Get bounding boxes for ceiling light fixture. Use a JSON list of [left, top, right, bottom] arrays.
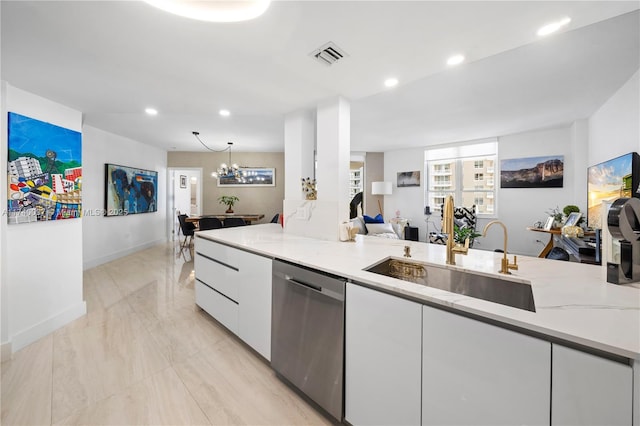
[[384, 78, 399, 88], [192, 132, 240, 179], [145, 107, 158, 115], [144, 0, 271, 23], [537, 17, 571, 37], [219, 109, 231, 117], [446, 54, 465, 66]]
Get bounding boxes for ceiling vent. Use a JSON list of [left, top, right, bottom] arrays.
[[310, 42, 349, 66]]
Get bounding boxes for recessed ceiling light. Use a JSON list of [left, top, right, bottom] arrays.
[[145, 108, 158, 116], [446, 54, 465, 66], [384, 78, 399, 88], [537, 17, 571, 37], [219, 109, 231, 117], [144, 0, 271, 23]]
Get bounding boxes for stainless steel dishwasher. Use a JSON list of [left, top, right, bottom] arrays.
[[271, 259, 346, 422]]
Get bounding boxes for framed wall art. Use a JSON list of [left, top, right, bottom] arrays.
[[218, 167, 275, 187], [7, 112, 82, 224], [397, 171, 420, 187], [500, 155, 564, 188], [104, 163, 158, 216]]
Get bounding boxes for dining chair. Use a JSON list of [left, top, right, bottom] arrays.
[[224, 217, 247, 228], [198, 217, 223, 231], [177, 214, 196, 248]]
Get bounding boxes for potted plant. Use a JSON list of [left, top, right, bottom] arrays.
[[218, 195, 239, 213], [454, 224, 482, 245]]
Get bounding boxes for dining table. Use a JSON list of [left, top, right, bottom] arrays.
[[186, 214, 265, 227]]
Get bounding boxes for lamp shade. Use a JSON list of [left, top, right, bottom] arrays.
[[371, 181, 392, 195]]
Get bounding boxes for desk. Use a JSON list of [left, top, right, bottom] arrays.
[[187, 214, 265, 227], [526, 227, 594, 258]]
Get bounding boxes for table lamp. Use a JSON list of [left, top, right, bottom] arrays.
[[371, 181, 392, 216]]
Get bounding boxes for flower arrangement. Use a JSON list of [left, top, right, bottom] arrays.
[[301, 177, 317, 200]]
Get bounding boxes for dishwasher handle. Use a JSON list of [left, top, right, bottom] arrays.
[[285, 276, 345, 301]]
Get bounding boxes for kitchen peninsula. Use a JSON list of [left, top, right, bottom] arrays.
[[195, 224, 639, 425]]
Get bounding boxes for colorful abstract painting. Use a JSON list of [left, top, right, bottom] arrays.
[[7, 112, 82, 224], [105, 164, 158, 216]]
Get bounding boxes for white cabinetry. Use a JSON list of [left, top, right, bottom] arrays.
[[552, 344, 632, 425], [345, 283, 422, 426], [195, 237, 272, 360], [422, 306, 550, 426]]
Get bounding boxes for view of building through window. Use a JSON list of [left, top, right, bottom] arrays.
[[425, 141, 497, 216]]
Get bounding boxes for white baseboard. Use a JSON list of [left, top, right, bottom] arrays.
[[1, 341, 12, 362], [10, 301, 87, 353], [83, 239, 166, 270]]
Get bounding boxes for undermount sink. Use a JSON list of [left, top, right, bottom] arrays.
[[364, 257, 536, 312]]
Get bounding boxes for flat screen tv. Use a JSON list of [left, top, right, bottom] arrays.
[[587, 152, 640, 229]]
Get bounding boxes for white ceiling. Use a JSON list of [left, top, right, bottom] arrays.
[[1, 1, 639, 153]]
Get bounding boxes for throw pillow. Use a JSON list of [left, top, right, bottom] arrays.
[[363, 213, 384, 223], [365, 222, 395, 235]]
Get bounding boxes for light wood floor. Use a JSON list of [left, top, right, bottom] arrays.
[[1, 243, 333, 425]]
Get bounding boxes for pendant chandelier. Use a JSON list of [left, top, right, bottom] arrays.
[[192, 132, 240, 179]]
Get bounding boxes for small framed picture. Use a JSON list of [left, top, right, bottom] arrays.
[[564, 212, 582, 227], [543, 216, 554, 231], [179, 175, 187, 188]]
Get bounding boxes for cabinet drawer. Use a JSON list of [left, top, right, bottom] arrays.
[[195, 280, 238, 334], [196, 237, 238, 265], [195, 252, 239, 301]]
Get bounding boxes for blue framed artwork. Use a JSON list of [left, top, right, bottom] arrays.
[[7, 112, 82, 224], [105, 163, 158, 216]]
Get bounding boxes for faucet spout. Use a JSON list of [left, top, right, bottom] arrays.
[[482, 220, 518, 274], [444, 195, 468, 265]]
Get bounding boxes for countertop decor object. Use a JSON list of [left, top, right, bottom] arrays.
[[301, 177, 317, 200]]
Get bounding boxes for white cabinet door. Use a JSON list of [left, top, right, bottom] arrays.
[[345, 283, 422, 426], [422, 306, 550, 426], [552, 344, 632, 426], [237, 250, 272, 361]]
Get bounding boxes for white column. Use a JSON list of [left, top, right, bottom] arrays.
[[283, 97, 350, 241], [284, 110, 315, 201], [317, 96, 350, 222]]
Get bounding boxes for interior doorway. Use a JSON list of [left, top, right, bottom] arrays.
[[167, 168, 203, 241]]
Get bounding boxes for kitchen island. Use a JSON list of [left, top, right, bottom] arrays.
[[195, 224, 639, 425]]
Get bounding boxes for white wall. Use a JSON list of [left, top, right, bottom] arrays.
[[1, 85, 86, 352], [589, 70, 640, 165], [498, 126, 580, 256], [82, 125, 167, 269], [384, 125, 581, 257]]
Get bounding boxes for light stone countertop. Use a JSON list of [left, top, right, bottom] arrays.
[[196, 224, 640, 360]]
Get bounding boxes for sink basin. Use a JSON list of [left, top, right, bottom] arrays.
[[364, 257, 536, 312]]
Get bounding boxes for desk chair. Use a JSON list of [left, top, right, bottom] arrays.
[[198, 217, 223, 231], [177, 214, 196, 248], [224, 217, 247, 227]]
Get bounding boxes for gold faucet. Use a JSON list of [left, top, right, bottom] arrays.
[[482, 220, 518, 274], [443, 195, 469, 265]]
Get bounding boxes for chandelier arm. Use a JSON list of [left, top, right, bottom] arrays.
[[193, 132, 231, 152]]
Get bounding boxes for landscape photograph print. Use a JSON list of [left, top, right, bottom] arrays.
[[500, 155, 564, 188]]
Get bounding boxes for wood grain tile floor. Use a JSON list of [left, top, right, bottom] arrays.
[[1, 243, 333, 426]]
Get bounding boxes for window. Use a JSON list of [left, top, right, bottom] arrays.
[[425, 141, 497, 216]]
